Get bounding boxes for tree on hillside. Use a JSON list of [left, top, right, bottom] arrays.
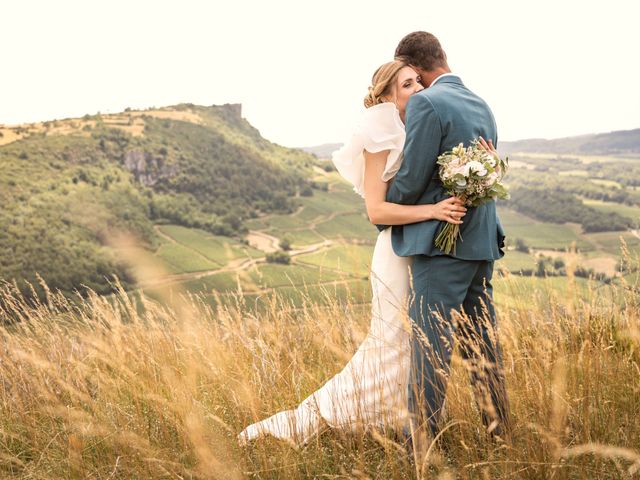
[[515, 238, 530, 253], [279, 236, 291, 251], [266, 251, 291, 265]]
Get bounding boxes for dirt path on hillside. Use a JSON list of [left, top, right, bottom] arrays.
[[139, 257, 258, 289], [289, 239, 333, 256], [306, 210, 344, 230], [154, 225, 177, 244], [144, 191, 361, 291], [246, 230, 280, 253], [141, 237, 336, 290]]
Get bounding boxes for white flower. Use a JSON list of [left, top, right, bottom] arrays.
[[467, 160, 487, 177], [453, 164, 470, 177]]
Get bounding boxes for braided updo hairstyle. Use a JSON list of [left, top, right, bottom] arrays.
[[363, 59, 408, 108]]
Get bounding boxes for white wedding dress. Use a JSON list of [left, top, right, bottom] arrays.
[[238, 102, 413, 445]]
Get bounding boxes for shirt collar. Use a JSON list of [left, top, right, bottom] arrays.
[[430, 72, 457, 87]]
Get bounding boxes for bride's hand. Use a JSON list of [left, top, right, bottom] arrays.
[[429, 196, 466, 224], [477, 136, 498, 157]]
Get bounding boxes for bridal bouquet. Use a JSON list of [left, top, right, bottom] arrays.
[[435, 139, 509, 255]]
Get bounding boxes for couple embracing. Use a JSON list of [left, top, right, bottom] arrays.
[[239, 31, 512, 455]]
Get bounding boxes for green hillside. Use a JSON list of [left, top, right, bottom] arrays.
[[499, 127, 640, 155], [0, 104, 316, 298]]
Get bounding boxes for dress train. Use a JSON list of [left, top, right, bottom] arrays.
[[238, 227, 412, 445]]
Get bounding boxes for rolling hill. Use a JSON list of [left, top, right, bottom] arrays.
[[0, 103, 317, 298], [304, 128, 640, 158], [498, 128, 640, 156]]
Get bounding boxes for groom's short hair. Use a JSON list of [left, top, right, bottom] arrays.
[[395, 31, 447, 71]]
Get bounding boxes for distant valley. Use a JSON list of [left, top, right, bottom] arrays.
[[1, 109, 639, 307], [302, 127, 640, 158]]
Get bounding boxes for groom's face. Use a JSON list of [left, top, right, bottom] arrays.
[[395, 66, 424, 114]]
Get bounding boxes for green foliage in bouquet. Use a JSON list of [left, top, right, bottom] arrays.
[[435, 139, 510, 254]]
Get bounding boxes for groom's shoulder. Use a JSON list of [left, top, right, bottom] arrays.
[[406, 89, 439, 116], [410, 86, 447, 108], [411, 84, 452, 113], [429, 80, 491, 114], [423, 83, 446, 99]]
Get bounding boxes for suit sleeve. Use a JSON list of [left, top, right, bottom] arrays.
[[494, 116, 499, 147], [374, 94, 442, 231]]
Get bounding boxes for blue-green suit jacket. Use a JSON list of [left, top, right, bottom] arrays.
[[379, 75, 506, 260]]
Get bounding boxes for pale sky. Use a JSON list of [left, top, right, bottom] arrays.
[[2, 0, 639, 148]]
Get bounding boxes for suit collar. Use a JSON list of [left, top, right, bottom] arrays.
[[430, 73, 463, 87]]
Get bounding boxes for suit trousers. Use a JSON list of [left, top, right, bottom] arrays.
[[407, 254, 510, 436]]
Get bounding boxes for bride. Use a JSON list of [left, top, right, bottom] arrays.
[[237, 60, 467, 446]]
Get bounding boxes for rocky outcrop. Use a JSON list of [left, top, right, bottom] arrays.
[[123, 149, 177, 186], [221, 103, 242, 119]]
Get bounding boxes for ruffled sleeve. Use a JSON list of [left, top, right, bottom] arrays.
[[330, 102, 405, 198]]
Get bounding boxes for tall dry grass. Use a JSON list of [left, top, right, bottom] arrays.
[[0, 253, 639, 479]]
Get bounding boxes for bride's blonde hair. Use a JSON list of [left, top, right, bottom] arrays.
[[363, 59, 408, 108]]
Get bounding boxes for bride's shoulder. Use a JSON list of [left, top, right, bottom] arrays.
[[357, 102, 405, 148], [330, 103, 405, 197], [360, 102, 403, 129]]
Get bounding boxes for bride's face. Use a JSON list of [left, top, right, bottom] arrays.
[[394, 66, 424, 114]]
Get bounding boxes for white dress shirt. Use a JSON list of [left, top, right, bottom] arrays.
[[430, 72, 457, 87]]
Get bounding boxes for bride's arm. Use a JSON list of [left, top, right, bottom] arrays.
[[363, 149, 467, 226]]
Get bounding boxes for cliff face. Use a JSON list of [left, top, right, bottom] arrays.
[[221, 103, 242, 119], [123, 149, 178, 187]]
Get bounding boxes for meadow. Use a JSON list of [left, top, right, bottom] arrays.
[[0, 254, 638, 479]]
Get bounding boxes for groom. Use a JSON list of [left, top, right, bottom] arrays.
[[377, 32, 511, 444]]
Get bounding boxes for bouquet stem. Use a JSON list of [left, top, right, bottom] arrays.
[[435, 223, 462, 255]]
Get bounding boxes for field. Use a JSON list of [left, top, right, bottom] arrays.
[[0, 260, 638, 479], [297, 244, 374, 276], [497, 208, 594, 251], [587, 231, 640, 255], [135, 164, 636, 311], [582, 199, 640, 225]]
